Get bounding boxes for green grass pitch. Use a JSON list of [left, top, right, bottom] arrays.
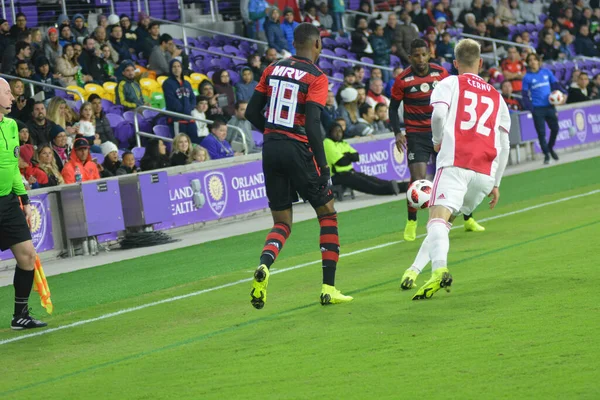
[[0, 158, 599, 399]]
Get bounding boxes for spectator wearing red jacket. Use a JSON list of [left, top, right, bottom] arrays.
[[61, 137, 101, 184]]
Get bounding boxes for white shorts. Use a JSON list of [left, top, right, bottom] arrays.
[[430, 167, 495, 216]]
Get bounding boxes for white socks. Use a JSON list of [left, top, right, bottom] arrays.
[[427, 218, 451, 272], [410, 235, 430, 273]]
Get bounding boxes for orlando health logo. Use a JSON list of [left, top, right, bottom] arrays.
[[204, 171, 227, 217], [29, 198, 48, 251], [389, 139, 408, 179]]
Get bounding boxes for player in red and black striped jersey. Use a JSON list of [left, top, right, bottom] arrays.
[[245, 23, 352, 309], [390, 39, 485, 245]]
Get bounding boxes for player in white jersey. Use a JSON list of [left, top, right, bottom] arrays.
[[408, 38, 511, 300]]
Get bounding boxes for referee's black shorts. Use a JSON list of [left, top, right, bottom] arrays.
[[262, 139, 334, 211], [0, 194, 32, 251]]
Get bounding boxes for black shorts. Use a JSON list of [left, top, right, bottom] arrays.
[[0, 194, 32, 251], [262, 139, 334, 211], [406, 132, 435, 165]]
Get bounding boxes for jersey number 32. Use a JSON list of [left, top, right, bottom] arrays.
[[459, 90, 496, 136], [268, 79, 299, 128]]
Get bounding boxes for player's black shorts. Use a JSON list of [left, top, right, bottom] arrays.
[[406, 132, 435, 165], [262, 139, 334, 211], [0, 194, 32, 251]]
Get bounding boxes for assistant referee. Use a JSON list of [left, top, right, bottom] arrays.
[[0, 78, 47, 330]]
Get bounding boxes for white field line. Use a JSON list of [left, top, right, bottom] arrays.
[[1, 189, 598, 346]]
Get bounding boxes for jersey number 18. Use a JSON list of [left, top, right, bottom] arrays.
[[268, 79, 299, 128]]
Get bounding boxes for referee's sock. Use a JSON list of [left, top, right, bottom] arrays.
[[259, 222, 291, 269], [13, 266, 34, 316], [319, 213, 340, 287]]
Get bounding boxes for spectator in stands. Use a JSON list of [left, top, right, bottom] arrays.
[[248, 0, 271, 40], [116, 61, 145, 110], [324, 123, 401, 195], [100, 44, 117, 81], [235, 67, 257, 102], [61, 137, 101, 183], [247, 54, 263, 82], [30, 29, 44, 62], [303, 3, 322, 29], [437, 32, 454, 63], [32, 57, 60, 102], [351, 17, 373, 60], [575, 25, 599, 56], [58, 25, 76, 48], [75, 102, 102, 153], [116, 151, 139, 175], [227, 101, 259, 154], [16, 120, 31, 146], [353, 65, 366, 84], [200, 81, 226, 122], [47, 97, 78, 138], [49, 125, 70, 171], [261, 48, 278, 68], [501, 80, 523, 111], [164, 59, 197, 139], [495, 0, 516, 25], [373, 103, 391, 133], [170, 133, 193, 166], [393, 10, 419, 66], [9, 13, 27, 40], [331, 0, 346, 34], [264, 8, 292, 58], [537, 31, 561, 61], [141, 139, 170, 171], [356, 85, 367, 107], [369, 25, 391, 82], [87, 94, 117, 147], [425, 27, 438, 59], [120, 15, 137, 51], [149, 34, 174, 76], [135, 12, 151, 54], [43, 28, 62, 71], [462, 13, 478, 35], [0, 19, 10, 58], [338, 87, 359, 133], [385, 66, 403, 97], [93, 26, 119, 64], [79, 37, 107, 84], [369, 68, 383, 82], [6, 41, 32, 75], [322, 90, 338, 134], [384, 14, 398, 46], [57, 14, 70, 29], [334, 117, 347, 136], [335, 68, 357, 104], [35, 145, 64, 187], [56, 44, 87, 87], [318, 3, 333, 31], [98, 141, 121, 178], [19, 144, 48, 190], [27, 102, 55, 146], [191, 146, 210, 163], [110, 25, 132, 64], [15, 60, 32, 80], [591, 73, 600, 99], [366, 78, 390, 108], [348, 103, 375, 137], [8, 79, 34, 122], [280, 8, 298, 56], [202, 120, 239, 159], [213, 69, 236, 118], [567, 71, 591, 104], [71, 14, 89, 43], [191, 96, 210, 142], [558, 8, 576, 33], [501, 46, 526, 93]]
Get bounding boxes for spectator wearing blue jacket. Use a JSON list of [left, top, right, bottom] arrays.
[[264, 8, 291, 56], [522, 53, 565, 164], [202, 120, 238, 160], [163, 59, 197, 139], [281, 7, 298, 55], [249, 0, 271, 40], [234, 67, 258, 102]]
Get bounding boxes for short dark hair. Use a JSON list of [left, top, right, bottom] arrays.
[[211, 120, 226, 131], [526, 52, 539, 64], [579, 71, 589, 78], [196, 96, 209, 104], [88, 93, 101, 102], [410, 39, 428, 52], [33, 101, 44, 107], [359, 103, 372, 118], [374, 102, 387, 112], [16, 41, 30, 54], [16, 60, 28, 68], [235, 101, 248, 110], [293, 22, 320, 48], [122, 151, 134, 158], [148, 21, 160, 30], [159, 34, 172, 45], [16, 30, 30, 42], [353, 65, 364, 72], [83, 36, 94, 46]]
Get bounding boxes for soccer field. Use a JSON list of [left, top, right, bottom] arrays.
[[0, 158, 599, 399]]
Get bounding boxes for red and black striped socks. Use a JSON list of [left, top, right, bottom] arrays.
[[318, 213, 340, 286], [259, 222, 291, 268]]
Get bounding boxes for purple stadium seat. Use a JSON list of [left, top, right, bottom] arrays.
[[148, 0, 165, 19], [20, 6, 38, 27], [228, 70, 240, 85], [223, 45, 238, 55], [333, 72, 344, 81], [108, 105, 125, 115], [132, 146, 146, 161], [123, 111, 136, 123], [207, 71, 215, 80], [118, 149, 125, 158], [219, 58, 233, 69], [322, 37, 336, 49], [361, 57, 374, 65], [114, 1, 132, 17], [233, 58, 247, 66], [165, 0, 180, 21], [321, 49, 335, 57], [143, 109, 159, 121], [334, 48, 348, 57], [94, 0, 110, 7], [93, 153, 105, 165], [138, 119, 153, 134], [115, 121, 135, 148], [442, 62, 452, 72], [390, 55, 401, 68], [251, 131, 264, 147], [153, 125, 172, 151], [101, 99, 114, 110], [107, 113, 125, 128], [332, 60, 350, 70]]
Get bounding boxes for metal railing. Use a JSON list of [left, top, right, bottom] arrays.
[[148, 17, 393, 72], [458, 33, 537, 67], [133, 106, 248, 154], [0, 73, 86, 102]]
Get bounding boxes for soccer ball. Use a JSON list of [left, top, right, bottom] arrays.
[[548, 90, 564, 105], [407, 179, 433, 209]]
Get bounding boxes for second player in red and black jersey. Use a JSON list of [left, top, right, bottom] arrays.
[[245, 23, 353, 310], [389, 39, 450, 242]]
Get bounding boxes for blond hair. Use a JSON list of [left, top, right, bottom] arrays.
[[454, 38, 481, 68], [191, 145, 210, 162], [171, 133, 193, 162], [79, 101, 95, 124], [47, 97, 68, 128], [35, 145, 65, 185]]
